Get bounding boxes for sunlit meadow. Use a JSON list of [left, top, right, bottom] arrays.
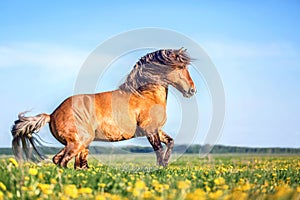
[[0, 154, 299, 200]]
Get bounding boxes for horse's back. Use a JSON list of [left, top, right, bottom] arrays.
[[49, 91, 139, 145]]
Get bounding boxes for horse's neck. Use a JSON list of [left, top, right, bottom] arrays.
[[139, 84, 168, 104]]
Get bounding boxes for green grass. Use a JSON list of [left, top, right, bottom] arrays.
[[0, 154, 299, 200]]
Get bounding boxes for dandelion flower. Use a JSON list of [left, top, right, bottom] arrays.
[[0, 182, 6, 191], [135, 180, 146, 189], [28, 168, 38, 176], [38, 183, 52, 194], [98, 183, 106, 188], [214, 177, 225, 186], [50, 178, 57, 184], [78, 187, 93, 194], [8, 158, 18, 167], [209, 190, 223, 199], [177, 180, 191, 190], [64, 184, 78, 198], [0, 191, 3, 200], [7, 192, 13, 199], [95, 195, 105, 200]]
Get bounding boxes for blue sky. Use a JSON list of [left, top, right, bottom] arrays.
[[0, 1, 300, 148]]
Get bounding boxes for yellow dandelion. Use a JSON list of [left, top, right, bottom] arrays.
[[38, 183, 50, 191], [221, 184, 229, 190], [194, 189, 206, 196], [143, 190, 152, 198], [0, 191, 3, 200], [232, 191, 248, 200], [154, 183, 164, 193], [209, 190, 223, 199], [133, 189, 140, 197], [64, 184, 78, 198], [255, 173, 262, 178], [21, 186, 28, 191], [28, 186, 34, 191], [163, 184, 169, 190], [8, 158, 19, 167], [186, 188, 206, 200], [0, 182, 6, 191], [45, 189, 53, 195], [38, 173, 44, 180], [135, 180, 146, 189], [98, 183, 106, 188], [177, 180, 191, 190], [214, 177, 225, 186], [78, 187, 93, 194], [7, 192, 13, 199], [28, 168, 38, 176], [241, 183, 251, 191], [205, 186, 211, 192], [126, 186, 133, 192], [60, 195, 68, 200], [39, 185, 53, 196], [50, 178, 57, 184], [95, 195, 105, 200]]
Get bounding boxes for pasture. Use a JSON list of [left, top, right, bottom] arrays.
[[0, 154, 299, 200]]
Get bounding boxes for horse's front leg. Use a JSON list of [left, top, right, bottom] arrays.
[[146, 132, 164, 166], [158, 130, 174, 166]]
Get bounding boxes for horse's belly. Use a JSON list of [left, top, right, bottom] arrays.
[[93, 90, 140, 141], [94, 120, 138, 142]]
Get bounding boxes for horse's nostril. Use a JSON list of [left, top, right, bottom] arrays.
[[189, 88, 196, 95]]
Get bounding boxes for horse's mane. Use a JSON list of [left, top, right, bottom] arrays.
[[119, 48, 191, 94]]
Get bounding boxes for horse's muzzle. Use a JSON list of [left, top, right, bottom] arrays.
[[189, 87, 197, 95], [183, 87, 197, 98]]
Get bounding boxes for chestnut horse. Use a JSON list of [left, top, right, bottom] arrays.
[[11, 48, 196, 169]]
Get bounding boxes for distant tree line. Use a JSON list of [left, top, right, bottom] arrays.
[[1, 145, 300, 156]]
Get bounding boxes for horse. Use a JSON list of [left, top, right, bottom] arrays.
[[11, 48, 196, 169]]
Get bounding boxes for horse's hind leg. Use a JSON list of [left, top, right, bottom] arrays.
[[74, 153, 81, 169], [74, 148, 89, 170], [80, 148, 89, 169], [60, 143, 84, 168], [53, 147, 67, 165], [158, 130, 174, 166]]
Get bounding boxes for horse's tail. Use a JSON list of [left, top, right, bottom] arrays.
[[11, 111, 50, 161]]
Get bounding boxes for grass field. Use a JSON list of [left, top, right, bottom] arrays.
[[0, 154, 299, 200]]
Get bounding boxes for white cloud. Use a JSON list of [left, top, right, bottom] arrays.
[[0, 42, 88, 70]]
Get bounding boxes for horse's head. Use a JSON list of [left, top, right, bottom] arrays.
[[164, 49, 196, 98], [119, 48, 196, 97]]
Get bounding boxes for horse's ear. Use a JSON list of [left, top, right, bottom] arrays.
[[178, 47, 184, 53], [178, 47, 187, 54]]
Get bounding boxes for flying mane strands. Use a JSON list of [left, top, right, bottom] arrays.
[[119, 48, 191, 94]]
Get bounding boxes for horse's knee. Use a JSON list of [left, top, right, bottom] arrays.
[[167, 138, 174, 148]]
